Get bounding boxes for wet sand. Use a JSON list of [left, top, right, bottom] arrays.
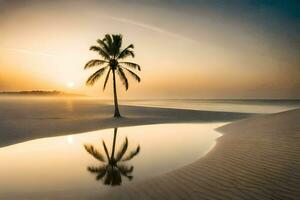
[[99, 109, 300, 200]]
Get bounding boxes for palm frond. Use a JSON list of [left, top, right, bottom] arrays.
[[115, 137, 128, 161], [103, 68, 111, 91], [119, 50, 134, 59], [112, 34, 123, 56], [102, 140, 111, 161], [86, 67, 108, 86], [121, 66, 141, 82], [103, 34, 113, 51], [97, 39, 110, 54], [121, 145, 140, 161], [84, 59, 108, 69], [117, 164, 134, 180], [84, 144, 106, 162], [123, 174, 133, 180], [118, 62, 141, 71], [117, 44, 134, 59], [96, 172, 107, 181], [87, 166, 107, 181], [117, 164, 133, 174], [90, 45, 110, 60], [117, 67, 129, 90], [87, 165, 106, 174]]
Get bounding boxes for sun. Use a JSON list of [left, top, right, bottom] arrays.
[[67, 81, 75, 88], [67, 135, 74, 144]]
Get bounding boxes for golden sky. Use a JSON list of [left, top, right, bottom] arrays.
[[0, 0, 299, 99]]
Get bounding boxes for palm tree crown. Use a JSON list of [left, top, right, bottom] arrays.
[[84, 34, 141, 117], [84, 128, 140, 186]]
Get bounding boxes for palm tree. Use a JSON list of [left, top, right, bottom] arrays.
[[84, 34, 141, 117], [84, 128, 140, 186]]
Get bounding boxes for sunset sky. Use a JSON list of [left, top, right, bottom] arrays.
[[0, 0, 299, 99]]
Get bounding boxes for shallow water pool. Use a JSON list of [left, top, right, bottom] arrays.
[[0, 123, 224, 199]]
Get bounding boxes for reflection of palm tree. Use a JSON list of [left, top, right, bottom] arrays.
[[84, 128, 140, 186], [84, 34, 141, 118]]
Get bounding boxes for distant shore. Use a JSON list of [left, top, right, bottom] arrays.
[[0, 90, 84, 97]]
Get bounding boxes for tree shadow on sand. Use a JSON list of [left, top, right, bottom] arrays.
[[84, 128, 140, 186]]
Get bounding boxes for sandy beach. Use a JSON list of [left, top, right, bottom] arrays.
[[95, 108, 300, 200]]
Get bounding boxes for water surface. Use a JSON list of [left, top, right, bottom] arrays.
[[122, 99, 300, 113], [0, 123, 222, 199]]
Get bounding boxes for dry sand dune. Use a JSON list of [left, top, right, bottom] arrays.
[[99, 109, 300, 200]]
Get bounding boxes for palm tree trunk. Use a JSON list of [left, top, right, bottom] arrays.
[[111, 128, 117, 160], [112, 69, 121, 117]]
